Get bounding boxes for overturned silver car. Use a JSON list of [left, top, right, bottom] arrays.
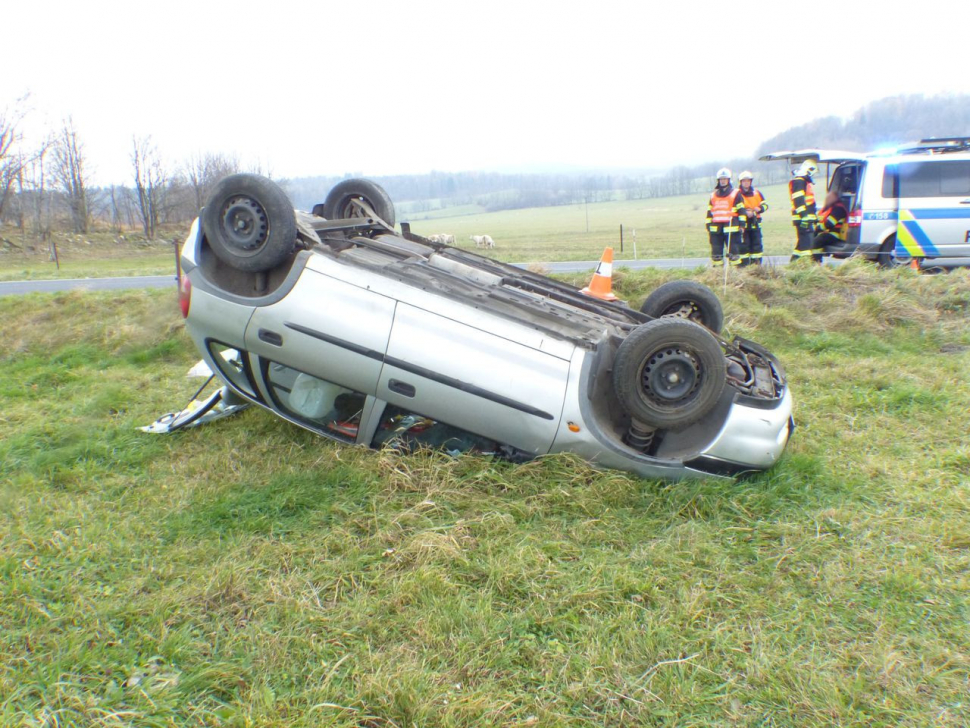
[[162, 174, 793, 479]]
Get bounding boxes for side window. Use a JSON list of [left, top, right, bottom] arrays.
[[898, 162, 940, 197], [207, 342, 259, 400], [881, 164, 898, 198], [262, 361, 366, 442], [939, 161, 970, 196], [896, 160, 970, 198], [371, 404, 529, 461]]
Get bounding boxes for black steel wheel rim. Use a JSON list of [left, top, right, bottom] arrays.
[[640, 347, 701, 405], [221, 195, 269, 253]]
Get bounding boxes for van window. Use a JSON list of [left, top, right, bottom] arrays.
[[897, 160, 970, 198], [882, 165, 898, 198], [940, 161, 970, 196]]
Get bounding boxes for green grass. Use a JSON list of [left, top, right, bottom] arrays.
[[2, 264, 970, 726], [0, 229, 180, 281], [406, 183, 799, 263]]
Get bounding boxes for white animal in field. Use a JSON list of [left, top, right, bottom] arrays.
[[470, 234, 495, 249], [427, 234, 442, 243], [441, 233, 456, 245]]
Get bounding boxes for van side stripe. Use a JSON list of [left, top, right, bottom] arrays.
[[284, 321, 555, 421], [864, 209, 970, 222], [909, 208, 970, 220], [896, 211, 941, 257]]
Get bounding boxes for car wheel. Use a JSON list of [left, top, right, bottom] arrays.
[[201, 174, 297, 273], [612, 318, 726, 430], [878, 235, 910, 269], [639, 280, 724, 334], [323, 178, 396, 227]]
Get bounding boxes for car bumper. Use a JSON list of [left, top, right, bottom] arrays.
[[692, 387, 794, 472]]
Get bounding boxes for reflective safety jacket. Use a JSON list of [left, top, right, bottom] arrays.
[[818, 201, 848, 240], [739, 187, 768, 228], [788, 176, 817, 224], [707, 186, 744, 233]]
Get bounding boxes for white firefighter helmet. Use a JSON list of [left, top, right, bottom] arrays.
[[716, 167, 732, 180], [796, 160, 818, 178], [739, 170, 754, 182]]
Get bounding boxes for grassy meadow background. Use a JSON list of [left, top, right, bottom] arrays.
[[0, 183, 796, 281], [2, 260, 969, 726]]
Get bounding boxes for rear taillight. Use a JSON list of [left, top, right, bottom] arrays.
[[848, 209, 863, 227], [178, 274, 191, 318]]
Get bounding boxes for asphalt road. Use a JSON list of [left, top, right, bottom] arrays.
[[0, 275, 178, 297], [0, 257, 794, 296]]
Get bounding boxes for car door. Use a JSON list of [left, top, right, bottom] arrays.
[[243, 268, 397, 397], [377, 303, 570, 455], [895, 159, 970, 259]]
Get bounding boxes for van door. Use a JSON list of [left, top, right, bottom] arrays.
[[895, 159, 970, 259]]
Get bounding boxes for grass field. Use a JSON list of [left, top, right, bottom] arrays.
[[2, 262, 969, 726], [0, 230, 178, 282], [1, 183, 804, 281], [406, 184, 799, 263]]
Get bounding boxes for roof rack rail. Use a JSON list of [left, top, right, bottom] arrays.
[[897, 137, 970, 155]]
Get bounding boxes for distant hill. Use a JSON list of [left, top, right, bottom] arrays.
[[756, 94, 970, 155]]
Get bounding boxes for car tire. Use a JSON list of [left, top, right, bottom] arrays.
[[878, 235, 909, 269], [639, 280, 724, 334], [612, 318, 726, 430], [201, 174, 297, 273], [323, 178, 396, 227]]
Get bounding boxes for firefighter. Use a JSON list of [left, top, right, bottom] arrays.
[[707, 167, 744, 267], [814, 190, 848, 256], [789, 160, 820, 262], [737, 171, 768, 266]]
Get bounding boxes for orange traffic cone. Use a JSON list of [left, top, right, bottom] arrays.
[[581, 247, 619, 301], [910, 258, 920, 271]]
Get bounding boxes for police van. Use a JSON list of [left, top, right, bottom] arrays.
[[761, 137, 970, 268]]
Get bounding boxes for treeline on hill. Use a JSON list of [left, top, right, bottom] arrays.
[[284, 160, 792, 218], [757, 93, 970, 155], [2, 93, 969, 246]]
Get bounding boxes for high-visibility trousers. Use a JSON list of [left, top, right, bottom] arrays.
[[742, 226, 763, 265], [709, 225, 742, 266], [791, 224, 822, 263]]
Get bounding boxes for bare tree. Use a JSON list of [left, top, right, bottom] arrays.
[[184, 151, 239, 211], [52, 117, 90, 234], [131, 135, 167, 239], [16, 139, 56, 259], [0, 96, 32, 222]]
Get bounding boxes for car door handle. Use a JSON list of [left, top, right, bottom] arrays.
[[388, 379, 416, 397], [258, 329, 283, 346], [960, 198, 970, 205]]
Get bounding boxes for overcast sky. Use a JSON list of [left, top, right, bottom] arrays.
[[4, 0, 969, 185]]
